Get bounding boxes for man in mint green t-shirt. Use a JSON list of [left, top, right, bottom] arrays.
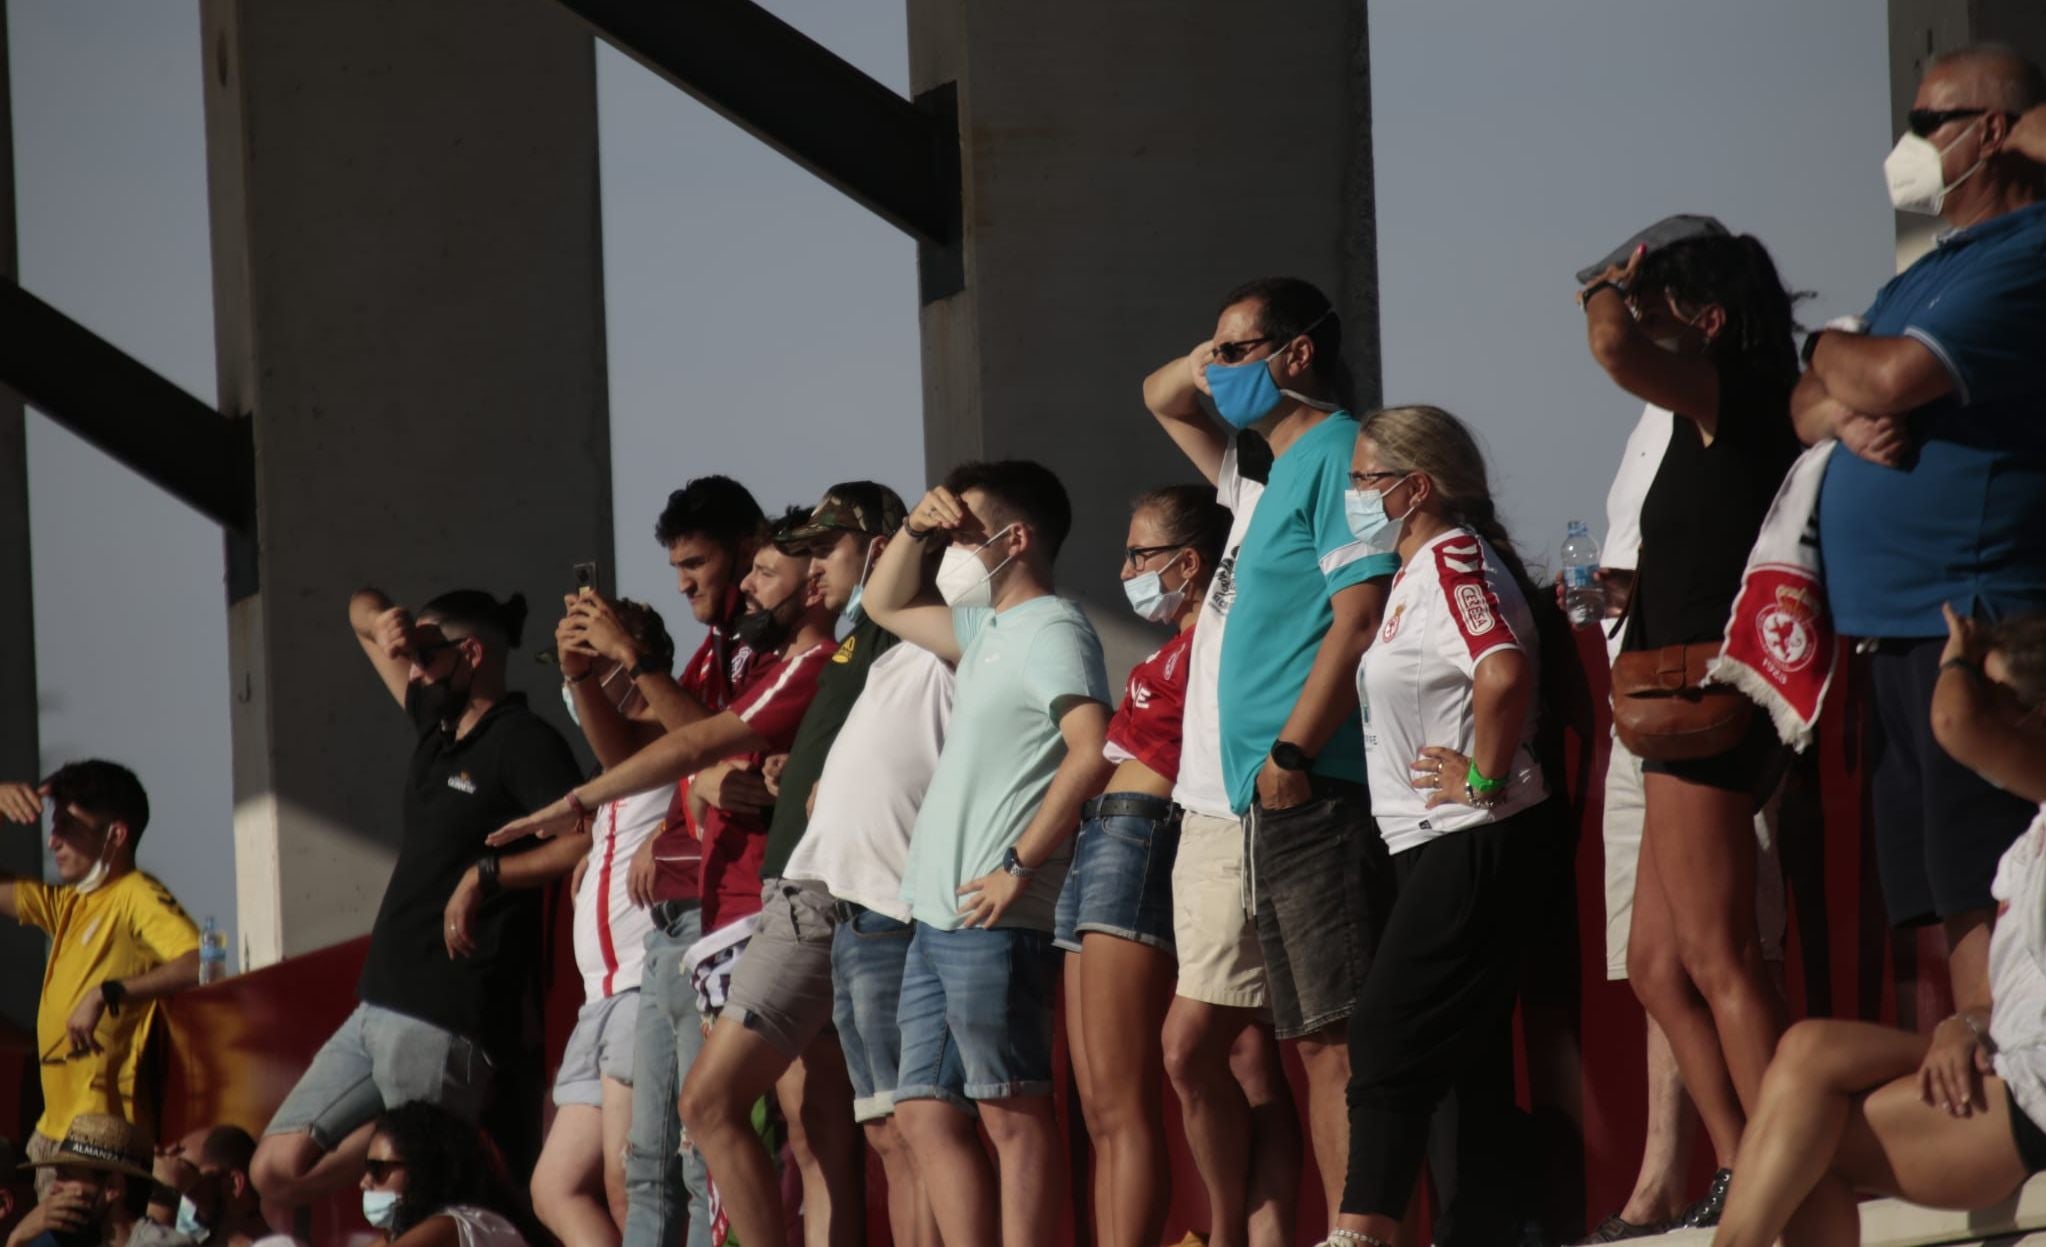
[[862, 458, 1112, 1247], [1200, 276, 1398, 1228]]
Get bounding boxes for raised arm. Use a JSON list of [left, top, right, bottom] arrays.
[[0, 781, 45, 921], [349, 587, 416, 708], [551, 595, 665, 768], [863, 488, 965, 662], [1143, 341, 1230, 484], [566, 591, 712, 733], [1581, 284, 1723, 437]]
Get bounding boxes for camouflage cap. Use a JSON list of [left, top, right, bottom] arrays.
[[776, 482, 907, 550]]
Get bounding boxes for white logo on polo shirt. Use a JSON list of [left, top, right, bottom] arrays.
[[447, 772, 478, 795]]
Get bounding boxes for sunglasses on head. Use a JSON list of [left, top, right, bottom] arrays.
[[1907, 106, 2016, 138]]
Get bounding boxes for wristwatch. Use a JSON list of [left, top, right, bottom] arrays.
[[1269, 741, 1314, 772], [629, 650, 662, 679], [100, 979, 129, 1014], [903, 522, 935, 542], [476, 852, 503, 897], [1000, 847, 1036, 879]]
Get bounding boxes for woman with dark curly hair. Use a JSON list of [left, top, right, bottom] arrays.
[[357, 1102, 529, 1247]]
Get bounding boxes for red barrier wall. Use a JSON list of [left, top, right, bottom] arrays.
[[138, 632, 1929, 1246]]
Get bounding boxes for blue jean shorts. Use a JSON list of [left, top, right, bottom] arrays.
[[894, 922, 1057, 1104], [832, 905, 967, 1122], [1053, 793, 1180, 953]]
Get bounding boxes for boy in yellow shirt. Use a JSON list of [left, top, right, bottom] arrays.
[[0, 760, 201, 1200]]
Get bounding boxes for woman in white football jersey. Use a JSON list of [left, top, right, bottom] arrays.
[[1320, 405, 1564, 1247]]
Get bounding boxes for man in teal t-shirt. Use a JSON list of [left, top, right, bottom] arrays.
[[861, 458, 1112, 1245], [1198, 276, 1397, 1227]]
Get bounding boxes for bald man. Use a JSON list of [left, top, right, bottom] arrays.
[[1791, 43, 2046, 1043]]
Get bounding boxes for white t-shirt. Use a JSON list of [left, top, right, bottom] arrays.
[[1990, 807, 2046, 1129], [1172, 442, 1269, 819], [1358, 528, 1547, 854], [1602, 404, 1675, 663], [783, 643, 955, 921], [571, 786, 669, 1001]]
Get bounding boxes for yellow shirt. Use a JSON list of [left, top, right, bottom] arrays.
[[16, 870, 200, 1138]]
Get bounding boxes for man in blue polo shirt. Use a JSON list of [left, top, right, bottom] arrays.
[[863, 459, 1112, 1247], [1202, 276, 1399, 1227], [1796, 45, 2046, 1029]]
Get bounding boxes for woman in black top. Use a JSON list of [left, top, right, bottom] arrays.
[[1580, 232, 1801, 1227]]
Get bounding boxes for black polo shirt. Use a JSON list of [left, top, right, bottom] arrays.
[[759, 616, 899, 879], [357, 689, 582, 1055]]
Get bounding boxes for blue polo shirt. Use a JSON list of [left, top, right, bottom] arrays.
[[1817, 200, 2046, 637], [1218, 412, 1400, 813]]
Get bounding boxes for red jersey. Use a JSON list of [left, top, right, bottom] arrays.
[[651, 617, 760, 902], [699, 640, 834, 931], [1105, 628, 1194, 782]]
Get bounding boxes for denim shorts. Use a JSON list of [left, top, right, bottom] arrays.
[[894, 922, 1057, 1104], [553, 990, 639, 1106], [1248, 778, 1391, 1040], [832, 906, 966, 1121], [265, 1003, 493, 1150], [1053, 794, 1180, 953]]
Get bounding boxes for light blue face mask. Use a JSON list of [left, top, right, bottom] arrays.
[[1122, 568, 1187, 623], [362, 1189, 401, 1231], [1344, 481, 1413, 554], [175, 1195, 209, 1240], [1204, 308, 1338, 429], [840, 539, 877, 629]]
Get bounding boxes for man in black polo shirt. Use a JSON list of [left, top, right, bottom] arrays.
[[674, 483, 905, 1247], [251, 586, 584, 1214]]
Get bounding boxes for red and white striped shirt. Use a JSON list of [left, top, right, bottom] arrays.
[[573, 786, 671, 1000]]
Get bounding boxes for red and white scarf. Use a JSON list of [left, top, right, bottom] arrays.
[[1707, 441, 1837, 752]]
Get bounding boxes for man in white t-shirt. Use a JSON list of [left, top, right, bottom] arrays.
[[1580, 402, 1787, 1241], [1142, 343, 1302, 1247]]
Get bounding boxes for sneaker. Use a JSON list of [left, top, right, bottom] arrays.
[[1678, 1168, 1734, 1229], [1574, 1213, 1669, 1243]]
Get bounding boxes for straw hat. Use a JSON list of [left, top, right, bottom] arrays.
[[19, 1114, 153, 1180]]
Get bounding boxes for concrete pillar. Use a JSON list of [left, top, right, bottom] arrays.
[[907, 1, 1378, 677], [0, 6, 48, 1031], [201, 0, 612, 968], [1888, 0, 2046, 268]]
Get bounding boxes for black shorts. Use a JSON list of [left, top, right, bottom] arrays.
[[1866, 638, 2036, 927], [2010, 1084, 2046, 1175], [1640, 707, 1788, 804]]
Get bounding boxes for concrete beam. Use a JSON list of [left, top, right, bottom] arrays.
[[908, 0, 1379, 679], [201, 0, 612, 966], [0, 4, 47, 1034]]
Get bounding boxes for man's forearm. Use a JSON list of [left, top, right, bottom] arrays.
[[1012, 743, 1115, 870], [863, 523, 929, 618], [1809, 332, 1949, 416], [121, 950, 200, 1003], [579, 717, 752, 807], [635, 671, 710, 732], [497, 833, 590, 888], [1279, 622, 1374, 756]]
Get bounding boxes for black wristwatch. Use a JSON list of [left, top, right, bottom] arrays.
[[903, 522, 935, 542], [1270, 741, 1314, 772], [476, 852, 503, 897], [629, 650, 663, 679], [1000, 847, 1036, 879], [1800, 328, 1828, 368], [100, 979, 129, 1014]]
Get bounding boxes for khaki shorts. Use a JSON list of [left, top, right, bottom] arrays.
[[1603, 733, 1786, 981], [1171, 810, 1268, 1010]]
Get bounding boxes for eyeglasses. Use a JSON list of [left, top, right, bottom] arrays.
[[1907, 107, 2015, 138], [1212, 336, 1279, 365], [1349, 471, 1407, 490], [1123, 543, 1188, 568], [364, 1158, 408, 1185]]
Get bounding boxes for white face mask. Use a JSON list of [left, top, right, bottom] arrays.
[[1885, 117, 1987, 216], [362, 1188, 401, 1231], [74, 835, 116, 895], [934, 524, 1019, 609]]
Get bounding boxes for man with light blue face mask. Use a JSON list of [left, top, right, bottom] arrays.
[[1795, 44, 2046, 1051], [1195, 276, 1400, 1233], [128, 1127, 283, 1247]]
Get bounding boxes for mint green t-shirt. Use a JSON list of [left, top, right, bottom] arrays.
[[900, 595, 1110, 931], [1217, 412, 1400, 813]]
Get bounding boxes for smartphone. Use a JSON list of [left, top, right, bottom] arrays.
[[573, 561, 600, 597]]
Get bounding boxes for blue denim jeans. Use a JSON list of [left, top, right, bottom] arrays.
[[1052, 793, 1181, 952], [894, 922, 1056, 1103], [622, 907, 712, 1247]]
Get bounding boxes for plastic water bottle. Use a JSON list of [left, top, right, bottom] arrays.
[[198, 917, 229, 985], [1561, 521, 1605, 629]]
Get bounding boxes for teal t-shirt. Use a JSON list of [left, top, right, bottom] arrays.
[[900, 595, 1110, 931], [1217, 412, 1399, 813]]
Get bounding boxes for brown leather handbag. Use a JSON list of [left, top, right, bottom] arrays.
[[1611, 642, 1754, 762]]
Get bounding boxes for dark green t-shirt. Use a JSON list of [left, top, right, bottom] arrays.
[[760, 615, 899, 878]]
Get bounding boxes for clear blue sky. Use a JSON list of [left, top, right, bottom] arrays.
[[9, 0, 1895, 963]]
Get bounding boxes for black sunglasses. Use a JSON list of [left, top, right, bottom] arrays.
[[364, 1158, 408, 1184], [1212, 336, 1279, 365], [1907, 107, 2015, 138]]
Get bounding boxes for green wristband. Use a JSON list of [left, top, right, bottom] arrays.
[[1465, 763, 1505, 796]]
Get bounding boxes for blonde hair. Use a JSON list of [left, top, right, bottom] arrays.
[[1358, 405, 1536, 598]]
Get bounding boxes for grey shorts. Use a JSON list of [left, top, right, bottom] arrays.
[[1248, 779, 1391, 1040], [265, 1003, 492, 1151], [722, 878, 838, 1059], [553, 990, 640, 1107]]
